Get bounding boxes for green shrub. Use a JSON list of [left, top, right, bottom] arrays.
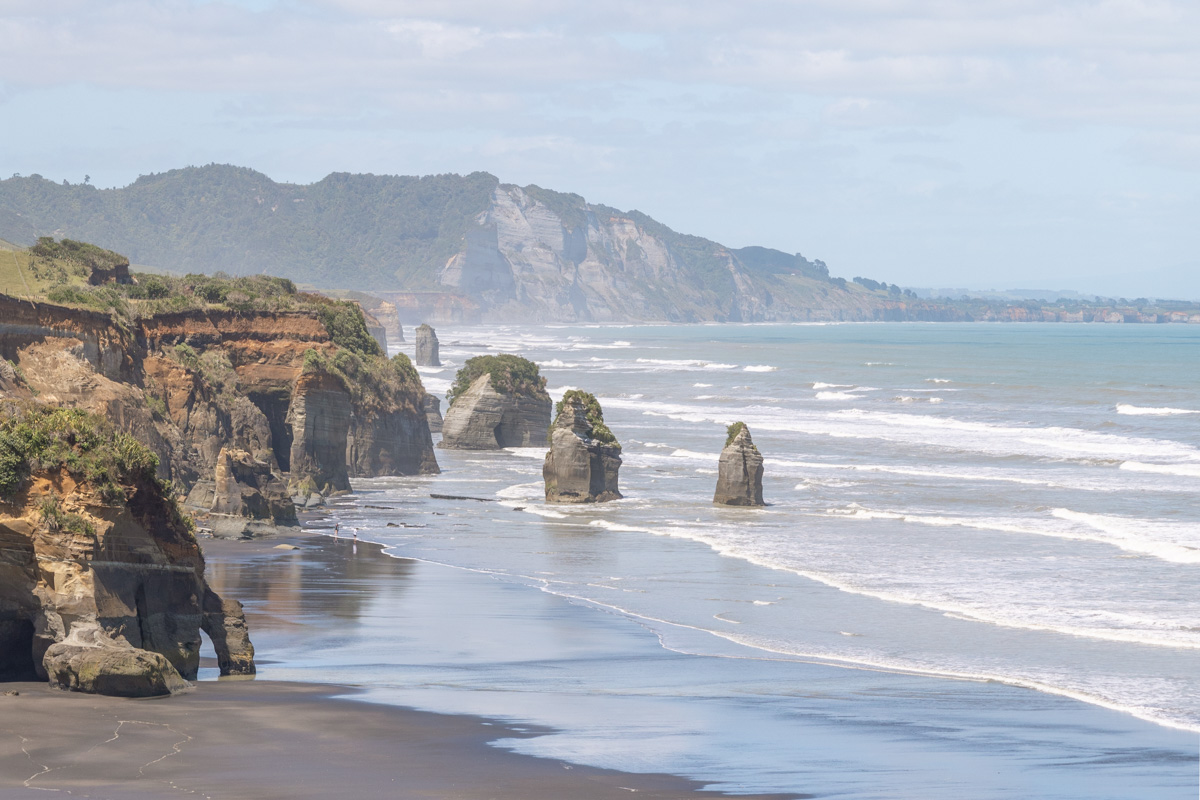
[[447, 354, 547, 406], [0, 406, 160, 502], [316, 301, 382, 358], [390, 353, 420, 386], [554, 389, 619, 448], [173, 343, 200, 370], [725, 421, 752, 448]]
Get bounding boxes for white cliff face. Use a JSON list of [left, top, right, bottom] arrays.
[[437, 186, 746, 322], [433, 184, 914, 323]]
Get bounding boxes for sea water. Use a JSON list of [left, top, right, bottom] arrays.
[[246, 323, 1200, 797]]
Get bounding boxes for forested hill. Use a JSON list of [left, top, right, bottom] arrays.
[[0, 165, 938, 323]]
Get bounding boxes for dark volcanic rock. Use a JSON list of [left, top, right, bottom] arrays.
[[543, 393, 621, 503], [415, 324, 440, 366], [439, 374, 550, 450], [713, 424, 765, 507]]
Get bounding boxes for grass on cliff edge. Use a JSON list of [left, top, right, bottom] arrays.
[[447, 354, 548, 407], [553, 389, 619, 448], [0, 406, 188, 531]]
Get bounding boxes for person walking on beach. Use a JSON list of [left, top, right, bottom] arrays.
[[334, 523, 339, 538]]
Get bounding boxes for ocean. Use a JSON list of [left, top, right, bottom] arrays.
[[224, 322, 1200, 798]]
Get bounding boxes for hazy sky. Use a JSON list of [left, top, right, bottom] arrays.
[[2, 0, 1197, 298]]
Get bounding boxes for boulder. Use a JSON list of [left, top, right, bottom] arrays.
[[543, 391, 622, 503], [415, 324, 440, 366], [45, 638, 190, 698], [423, 392, 444, 433], [713, 423, 765, 507], [440, 374, 550, 450]]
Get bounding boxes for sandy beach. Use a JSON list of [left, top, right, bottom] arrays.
[[0, 532, 799, 800]]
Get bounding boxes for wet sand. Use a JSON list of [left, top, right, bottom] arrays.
[[0, 532, 800, 800]]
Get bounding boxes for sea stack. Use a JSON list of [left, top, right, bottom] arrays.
[[415, 323, 440, 366], [543, 390, 622, 503], [440, 355, 551, 449], [423, 393, 444, 433], [713, 422, 765, 507]]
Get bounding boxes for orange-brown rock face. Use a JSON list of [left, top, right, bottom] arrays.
[[0, 295, 439, 514], [0, 467, 254, 696]]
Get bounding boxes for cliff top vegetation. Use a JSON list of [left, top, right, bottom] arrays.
[[447, 354, 548, 406], [725, 421, 758, 451], [9, 240, 382, 357], [1, 405, 161, 504], [554, 389, 619, 448]]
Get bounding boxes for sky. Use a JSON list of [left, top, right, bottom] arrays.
[[1, 0, 1197, 299]]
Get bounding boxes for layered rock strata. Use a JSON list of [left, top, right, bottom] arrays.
[[0, 293, 439, 516], [543, 392, 621, 503], [0, 410, 255, 697], [440, 373, 550, 450], [423, 393, 443, 434], [415, 324, 440, 366], [713, 423, 765, 507]]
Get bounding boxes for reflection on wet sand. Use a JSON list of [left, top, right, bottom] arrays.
[[202, 535, 415, 635]]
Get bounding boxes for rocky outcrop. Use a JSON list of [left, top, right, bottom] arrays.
[[0, 285, 439, 511], [423, 393, 443, 433], [347, 404, 440, 477], [440, 373, 551, 450], [415, 324, 440, 366], [184, 447, 297, 538], [286, 370, 352, 495], [543, 391, 621, 503], [713, 423, 765, 507], [360, 306, 388, 354], [201, 587, 255, 676], [0, 407, 255, 696]]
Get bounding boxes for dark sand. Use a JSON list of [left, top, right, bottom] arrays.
[[0, 533, 801, 800]]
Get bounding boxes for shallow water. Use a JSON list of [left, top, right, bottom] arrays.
[[215, 322, 1200, 797]]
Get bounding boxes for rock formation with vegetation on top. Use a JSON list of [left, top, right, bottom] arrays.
[[0, 405, 254, 696], [543, 390, 622, 503], [0, 240, 439, 528], [713, 422, 765, 507], [439, 355, 551, 450]]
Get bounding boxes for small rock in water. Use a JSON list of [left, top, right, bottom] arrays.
[[386, 522, 400, 527], [273, 544, 300, 551], [3, 690, 19, 696]]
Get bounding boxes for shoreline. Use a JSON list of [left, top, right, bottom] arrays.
[[0, 679, 800, 799], [0, 530, 800, 800]]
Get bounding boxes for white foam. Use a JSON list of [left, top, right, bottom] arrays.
[[503, 447, 548, 459], [588, 520, 652, 534], [693, 383, 712, 388], [815, 391, 861, 401], [926, 378, 953, 384], [812, 382, 853, 389], [538, 358, 577, 368], [1120, 461, 1200, 478], [1116, 404, 1199, 416], [744, 365, 777, 372], [1050, 508, 1200, 564]]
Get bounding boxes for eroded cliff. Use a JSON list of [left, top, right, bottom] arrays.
[[0, 406, 254, 696]]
